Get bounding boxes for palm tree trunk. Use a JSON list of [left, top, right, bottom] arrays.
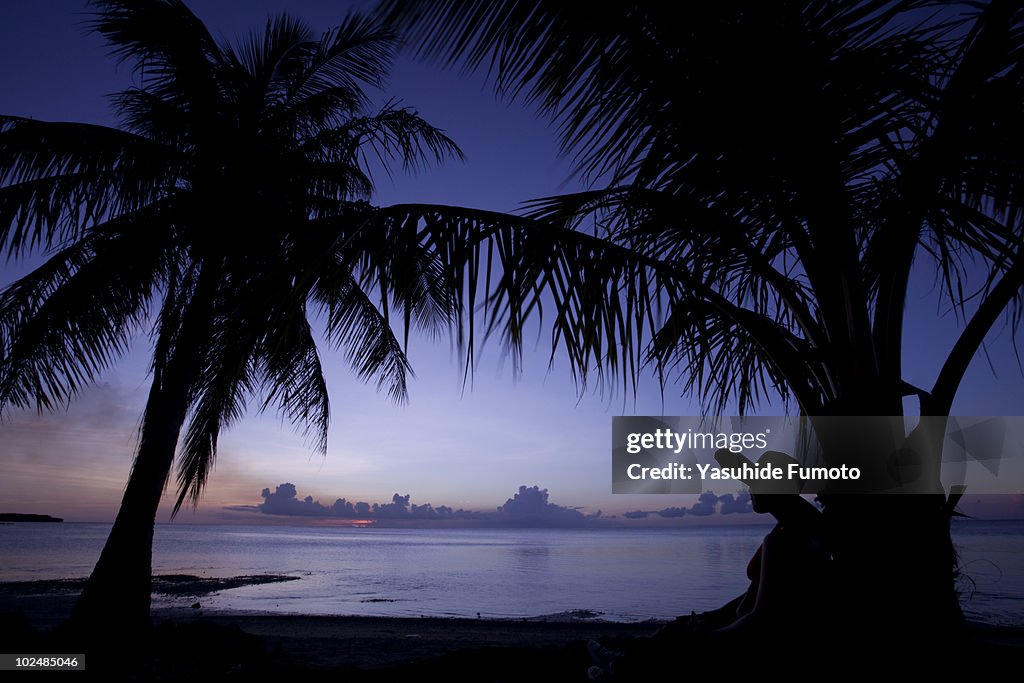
[[825, 495, 964, 643], [69, 266, 216, 640], [69, 364, 191, 638], [818, 416, 966, 646]]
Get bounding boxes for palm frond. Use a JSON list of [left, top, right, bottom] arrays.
[[174, 317, 258, 515], [373, 202, 827, 412], [346, 105, 464, 177], [88, 0, 224, 118], [0, 207, 174, 411], [255, 302, 331, 453], [226, 14, 313, 101], [280, 14, 398, 128], [312, 253, 413, 404], [386, 1, 1024, 418], [0, 115, 174, 255]]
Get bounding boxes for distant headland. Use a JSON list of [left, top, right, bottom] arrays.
[[0, 513, 63, 523]]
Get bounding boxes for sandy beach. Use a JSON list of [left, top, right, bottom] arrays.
[[3, 610, 661, 680], [2, 574, 1023, 680], [0, 575, 659, 679], [184, 613, 658, 670]]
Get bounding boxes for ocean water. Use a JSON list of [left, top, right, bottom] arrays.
[[1, 520, 1021, 626]]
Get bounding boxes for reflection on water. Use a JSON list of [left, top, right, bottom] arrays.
[[0, 520, 1020, 625]]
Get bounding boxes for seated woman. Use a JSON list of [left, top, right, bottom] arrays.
[[587, 450, 832, 680]]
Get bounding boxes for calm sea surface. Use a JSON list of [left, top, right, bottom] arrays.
[[1, 520, 1021, 625]]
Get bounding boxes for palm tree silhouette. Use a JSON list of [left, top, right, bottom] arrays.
[[0, 0, 464, 633], [383, 0, 1024, 640]]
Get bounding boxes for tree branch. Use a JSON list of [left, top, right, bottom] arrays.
[[929, 259, 1024, 415]]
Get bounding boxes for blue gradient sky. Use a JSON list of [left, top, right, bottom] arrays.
[[1, 1, 1022, 523]]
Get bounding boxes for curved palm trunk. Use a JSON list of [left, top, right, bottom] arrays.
[[67, 262, 215, 642], [70, 365, 191, 638]]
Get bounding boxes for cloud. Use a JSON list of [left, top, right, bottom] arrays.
[[259, 484, 478, 521], [254, 484, 756, 527], [718, 492, 753, 515], [688, 492, 719, 516], [256, 483, 601, 527], [624, 492, 754, 520], [493, 485, 601, 527]]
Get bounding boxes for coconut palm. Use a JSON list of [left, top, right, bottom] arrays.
[[0, 0, 464, 633], [382, 0, 1024, 640]]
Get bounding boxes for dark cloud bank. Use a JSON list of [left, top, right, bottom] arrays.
[[247, 484, 752, 527], [621, 492, 753, 519]]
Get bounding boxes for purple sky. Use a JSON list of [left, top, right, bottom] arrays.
[[1, 1, 1022, 524]]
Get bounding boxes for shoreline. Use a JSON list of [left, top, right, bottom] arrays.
[[3, 573, 1022, 677], [3, 571, 1022, 630], [0, 574, 673, 636], [2, 578, 1022, 678]]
